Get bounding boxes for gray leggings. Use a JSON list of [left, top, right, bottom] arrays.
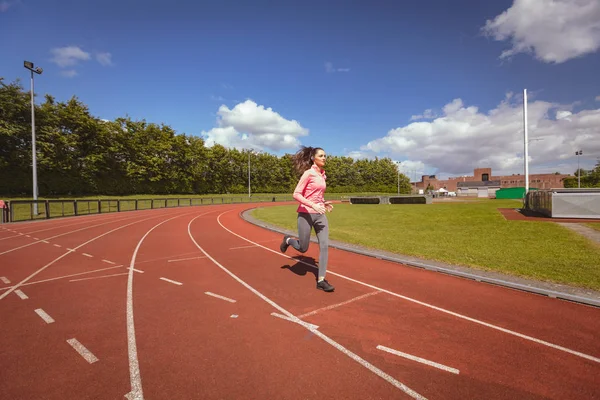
[[288, 212, 329, 278]]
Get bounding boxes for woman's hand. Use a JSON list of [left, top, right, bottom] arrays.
[[311, 203, 327, 214], [324, 201, 334, 212]]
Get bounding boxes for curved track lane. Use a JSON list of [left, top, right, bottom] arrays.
[[1, 203, 599, 399]]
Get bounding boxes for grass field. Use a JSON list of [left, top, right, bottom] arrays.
[[250, 199, 600, 291]]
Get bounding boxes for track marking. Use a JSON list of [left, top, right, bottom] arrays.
[[231, 314, 239, 318], [70, 273, 128, 282], [377, 345, 460, 374], [125, 210, 215, 400], [298, 290, 381, 318], [160, 277, 183, 286], [188, 215, 426, 400], [33, 237, 39, 240], [229, 244, 257, 250], [204, 291, 236, 303], [82, 253, 93, 258], [0, 266, 124, 291], [102, 259, 116, 264], [54, 244, 61, 247], [132, 268, 144, 274], [41, 240, 49, 244], [271, 312, 319, 330], [15, 290, 28, 299], [35, 308, 55, 324], [0, 212, 168, 300], [0, 213, 145, 256], [167, 256, 207, 263], [0, 277, 10, 284], [217, 211, 600, 365], [67, 339, 99, 364]]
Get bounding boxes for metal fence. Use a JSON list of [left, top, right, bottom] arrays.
[[0, 196, 296, 224]]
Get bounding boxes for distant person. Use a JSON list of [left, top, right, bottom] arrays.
[[280, 146, 335, 292]]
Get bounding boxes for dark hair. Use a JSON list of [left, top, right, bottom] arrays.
[[292, 146, 324, 175]]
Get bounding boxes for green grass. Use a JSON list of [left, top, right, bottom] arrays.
[[250, 199, 600, 291], [586, 223, 600, 232]]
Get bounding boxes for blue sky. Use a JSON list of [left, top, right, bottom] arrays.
[[1, 0, 599, 180]]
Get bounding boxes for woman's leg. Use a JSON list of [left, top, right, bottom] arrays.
[[287, 213, 312, 253], [312, 214, 330, 280]]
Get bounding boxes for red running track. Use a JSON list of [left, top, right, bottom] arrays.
[[1, 203, 599, 399]]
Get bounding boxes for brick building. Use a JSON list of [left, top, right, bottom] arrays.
[[413, 168, 571, 193]]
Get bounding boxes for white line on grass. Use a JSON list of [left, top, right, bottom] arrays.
[[216, 210, 600, 365], [376, 345, 460, 374]]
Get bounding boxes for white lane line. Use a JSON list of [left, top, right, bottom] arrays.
[[204, 292, 237, 303], [0, 212, 170, 301], [35, 308, 55, 324], [33, 237, 39, 240], [67, 248, 75, 252], [231, 314, 238, 318], [271, 312, 319, 330], [82, 253, 93, 258], [0, 277, 10, 284], [189, 215, 426, 400], [167, 256, 207, 263], [70, 273, 128, 282], [160, 277, 183, 286], [229, 244, 257, 250], [298, 290, 381, 318], [0, 266, 124, 291], [54, 244, 61, 247], [132, 268, 144, 274], [377, 345, 460, 375], [25, 235, 31, 238], [0, 213, 143, 256], [41, 240, 49, 244], [102, 259, 116, 264], [67, 338, 99, 364], [15, 290, 28, 299], [125, 210, 212, 400], [217, 211, 600, 365]]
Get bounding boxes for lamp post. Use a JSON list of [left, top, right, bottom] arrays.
[[523, 89, 529, 195], [24, 61, 43, 215], [395, 161, 402, 194], [576, 150, 582, 188]]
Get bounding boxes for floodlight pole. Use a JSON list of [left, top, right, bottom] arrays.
[[395, 161, 401, 194], [576, 150, 582, 188], [24, 61, 43, 215], [248, 152, 251, 198], [523, 89, 529, 195]]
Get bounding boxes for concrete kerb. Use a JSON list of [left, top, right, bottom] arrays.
[[240, 208, 600, 309]]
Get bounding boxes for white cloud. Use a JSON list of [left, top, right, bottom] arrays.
[[482, 0, 600, 63], [410, 109, 438, 121], [50, 46, 91, 67], [325, 61, 350, 73], [96, 52, 113, 66], [60, 69, 78, 78], [358, 95, 600, 176], [202, 100, 309, 152]]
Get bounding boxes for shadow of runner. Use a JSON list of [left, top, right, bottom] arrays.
[[281, 256, 318, 280]]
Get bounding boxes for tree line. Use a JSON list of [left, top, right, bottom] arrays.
[[563, 166, 600, 188], [0, 80, 412, 196]]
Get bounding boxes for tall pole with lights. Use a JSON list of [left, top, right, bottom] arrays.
[[395, 161, 402, 194], [24, 61, 43, 215], [523, 89, 529, 195], [576, 150, 582, 188]]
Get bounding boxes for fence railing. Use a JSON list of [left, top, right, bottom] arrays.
[[0, 196, 296, 223]]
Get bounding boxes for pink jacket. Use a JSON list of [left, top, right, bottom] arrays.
[[293, 165, 327, 214]]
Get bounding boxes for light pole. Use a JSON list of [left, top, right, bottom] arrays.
[[248, 152, 251, 197], [523, 89, 529, 195], [576, 150, 582, 188], [24, 61, 43, 215], [395, 161, 402, 194]]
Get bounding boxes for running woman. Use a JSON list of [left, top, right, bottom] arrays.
[[280, 146, 335, 292]]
